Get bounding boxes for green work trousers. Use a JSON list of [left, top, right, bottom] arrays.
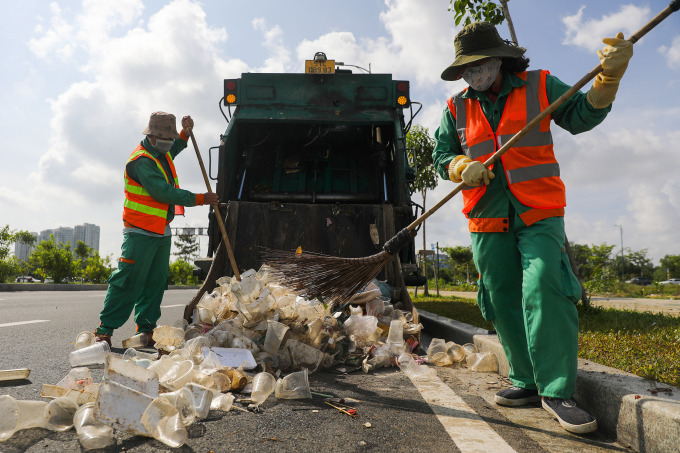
[[96, 232, 171, 336], [471, 214, 582, 398]]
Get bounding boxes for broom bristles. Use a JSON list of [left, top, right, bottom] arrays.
[[260, 247, 392, 307]]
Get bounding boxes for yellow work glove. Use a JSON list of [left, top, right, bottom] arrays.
[[448, 155, 494, 186], [587, 32, 633, 109]]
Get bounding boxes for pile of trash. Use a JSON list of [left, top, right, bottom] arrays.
[[0, 265, 498, 449]]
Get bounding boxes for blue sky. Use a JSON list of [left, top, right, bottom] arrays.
[[2, 0, 679, 265]]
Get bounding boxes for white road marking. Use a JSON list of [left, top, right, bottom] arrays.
[[161, 304, 185, 308], [0, 320, 50, 328], [407, 371, 516, 453]]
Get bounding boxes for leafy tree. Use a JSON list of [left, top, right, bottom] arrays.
[[449, 0, 505, 27], [29, 235, 79, 283], [83, 252, 114, 284], [74, 240, 91, 271], [169, 259, 198, 285], [442, 245, 476, 284], [407, 125, 438, 295], [173, 233, 200, 263], [0, 225, 36, 282], [654, 254, 680, 281]]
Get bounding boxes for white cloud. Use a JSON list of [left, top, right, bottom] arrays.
[[561, 4, 651, 52], [28, 3, 75, 60], [252, 18, 291, 73], [658, 35, 680, 69]]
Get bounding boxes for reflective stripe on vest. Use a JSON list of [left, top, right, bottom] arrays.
[[447, 70, 566, 215], [122, 145, 183, 234]]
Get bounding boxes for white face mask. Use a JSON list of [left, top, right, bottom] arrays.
[[153, 138, 173, 152], [462, 58, 502, 92]]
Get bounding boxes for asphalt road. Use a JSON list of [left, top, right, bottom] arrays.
[[0, 290, 632, 452]]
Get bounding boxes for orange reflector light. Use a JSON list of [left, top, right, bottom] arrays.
[[397, 95, 408, 106], [226, 94, 236, 104]]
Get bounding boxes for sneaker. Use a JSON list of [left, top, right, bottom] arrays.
[[94, 333, 112, 347], [542, 397, 597, 434], [494, 387, 540, 407]]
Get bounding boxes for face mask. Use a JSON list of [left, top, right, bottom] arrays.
[[462, 58, 502, 92], [153, 138, 173, 152]]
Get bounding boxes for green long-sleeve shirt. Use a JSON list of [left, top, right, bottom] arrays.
[[433, 69, 611, 223], [125, 136, 198, 233]]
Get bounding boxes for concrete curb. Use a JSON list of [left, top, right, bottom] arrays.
[[418, 308, 680, 453], [0, 283, 200, 292]]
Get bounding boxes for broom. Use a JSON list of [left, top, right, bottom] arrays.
[[262, 0, 680, 305]]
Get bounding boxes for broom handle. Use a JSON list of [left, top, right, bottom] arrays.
[[188, 129, 241, 281], [406, 0, 680, 233]]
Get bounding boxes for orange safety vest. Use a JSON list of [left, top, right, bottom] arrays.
[[447, 70, 565, 216], [122, 144, 185, 234]]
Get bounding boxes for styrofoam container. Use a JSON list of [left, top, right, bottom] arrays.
[[201, 347, 257, 370]]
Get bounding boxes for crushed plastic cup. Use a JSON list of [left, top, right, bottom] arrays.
[[402, 359, 437, 379], [263, 320, 289, 354], [140, 397, 188, 448], [56, 367, 92, 390], [152, 325, 185, 352], [462, 343, 478, 357], [0, 395, 78, 441], [74, 331, 95, 350], [122, 332, 149, 348], [186, 383, 214, 419], [427, 338, 453, 367], [74, 402, 114, 450], [466, 352, 499, 373], [275, 369, 312, 399], [251, 372, 276, 406], [159, 387, 196, 427], [68, 341, 110, 367], [210, 391, 235, 412], [161, 360, 195, 390], [0, 396, 47, 441], [386, 319, 404, 344]]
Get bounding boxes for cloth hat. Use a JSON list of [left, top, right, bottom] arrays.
[[142, 111, 180, 139], [441, 22, 526, 81]]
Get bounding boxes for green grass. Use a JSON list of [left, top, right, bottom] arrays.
[[413, 295, 680, 388]]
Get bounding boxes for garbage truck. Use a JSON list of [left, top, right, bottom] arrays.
[[185, 52, 425, 321]]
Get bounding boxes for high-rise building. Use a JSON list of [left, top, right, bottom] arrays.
[[74, 223, 100, 252]]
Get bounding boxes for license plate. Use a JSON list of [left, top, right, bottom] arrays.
[[305, 59, 335, 74]]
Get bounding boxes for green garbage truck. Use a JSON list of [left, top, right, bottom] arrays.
[[185, 53, 425, 320]]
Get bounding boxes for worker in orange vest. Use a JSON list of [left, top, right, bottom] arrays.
[[94, 112, 218, 347], [433, 22, 632, 434]]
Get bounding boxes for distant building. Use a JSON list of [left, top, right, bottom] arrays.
[[26, 223, 101, 256]]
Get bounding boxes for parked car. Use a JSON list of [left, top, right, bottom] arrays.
[[659, 278, 680, 285], [626, 277, 652, 286], [15, 276, 39, 283]]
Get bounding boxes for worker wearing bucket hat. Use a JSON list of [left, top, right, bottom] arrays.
[[433, 23, 632, 434], [93, 112, 218, 347]]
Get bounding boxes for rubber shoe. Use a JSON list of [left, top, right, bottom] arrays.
[[94, 333, 112, 347], [494, 387, 540, 407], [542, 397, 597, 434]]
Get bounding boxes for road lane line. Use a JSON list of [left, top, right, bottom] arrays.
[[161, 304, 185, 308], [408, 371, 517, 453], [0, 320, 50, 328]]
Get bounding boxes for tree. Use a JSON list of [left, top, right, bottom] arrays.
[[655, 254, 680, 281], [442, 245, 476, 283], [407, 125, 438, 295], [83, 252, 114, 284], [29, 235, 79, 283], [169, 259, 198, 286], [449, 0, 505, 27], [74, 240, 91, 268], [0, 225, 36, 282], [173, 233, 200, 263]]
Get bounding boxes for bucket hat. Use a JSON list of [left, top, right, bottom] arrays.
[[441, 22, 526, 81], [142, 111, 180, 139]]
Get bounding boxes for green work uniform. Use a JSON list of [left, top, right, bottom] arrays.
[[433, 70, 611, 398], [96, 136, 199, 336]]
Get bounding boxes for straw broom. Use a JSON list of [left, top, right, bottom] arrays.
[[262, 1, 679, 306]]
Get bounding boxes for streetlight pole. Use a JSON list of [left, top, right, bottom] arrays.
[[615, 224, 624, 280]]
